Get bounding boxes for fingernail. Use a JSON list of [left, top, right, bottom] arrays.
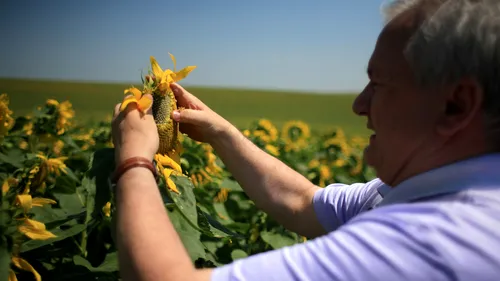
[[173, 110, 180, 121]]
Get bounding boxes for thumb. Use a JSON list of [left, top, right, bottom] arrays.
[[172, 108, 205, 125]]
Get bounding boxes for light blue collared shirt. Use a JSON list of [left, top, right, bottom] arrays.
[[211, 153, 500, 281]]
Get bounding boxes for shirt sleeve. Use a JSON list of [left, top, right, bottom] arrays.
[[210, 205, 452, 281], [312, 178, 386, 232]]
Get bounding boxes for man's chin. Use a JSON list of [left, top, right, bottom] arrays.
[[362, 145, 376, 167]]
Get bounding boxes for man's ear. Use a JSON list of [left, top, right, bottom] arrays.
[[435, 77, 484, 137]]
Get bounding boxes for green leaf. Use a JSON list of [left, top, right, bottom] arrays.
[[77, 148, 115, 257], [81, 177, 96, 225], [220, 178, 243, 192], [53, 190, 86, 215], [181, 153, 205, 168], [231, 249, 248, 260], [60, 135, 81, 150], [0, 235, 11, 281], [21, 219, 86, 252], [223, 222, 251, 233], [31, 204, 85, 230], [85, 148, 115, 221], [201, 239, 219, 257], [168, 207, 206, 262], [167, 175, 200, 232], [212, 202, 234, 225], [52, 174, 79, 194], [260, 230, 297, 250], [62, 167, 81, 184], [73, 251, 119, 272], [196, 207, 240, 238], [0, 148, 24, 169]]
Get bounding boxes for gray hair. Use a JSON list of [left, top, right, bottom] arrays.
[[381, 0, 500, 149]]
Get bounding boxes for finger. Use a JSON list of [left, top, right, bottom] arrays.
[[170, 83, 208, 110], [117, 101, 140, 122], [141, 94, 154, 116], [172, 108, 205, 126]]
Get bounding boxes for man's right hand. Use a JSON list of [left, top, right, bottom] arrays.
[[170, 82, 233, 143], [170, 82, 326, 238]]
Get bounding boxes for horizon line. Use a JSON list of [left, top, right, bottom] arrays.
[[0, 76, 362, 96]]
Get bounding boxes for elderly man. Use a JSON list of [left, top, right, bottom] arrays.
[[111, 0, 500, 280]]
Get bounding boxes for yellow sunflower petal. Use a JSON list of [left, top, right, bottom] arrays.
[[200, 169, 211, 181], [8, 269, 18, 281], [18, 226, 56, 240], [35, 153, 47, 160], [167, 178, 181, 194], [2, 179, 10, 195], [168, 154, 182, 172], [156, 154, 182, 173], [124, 87, 142, 100], [11, 257, 41, 281], [53, 156, 69, 162], [24, 219, 46, 230], [15, 194, 32, 213], [162, 168, 180, 194], [168, 53, 177, 72], [137, 95, 153, 112], [150, 56, 164, 80], [174, 66, 197, 82], [32, 197, 57, 207], [18, 219, 57, 240], [102, 202, 111, 217], [120, 96, 138, 111], [46, 99, 59, 107], [167, 177, 180, 194], [163, 168, 173, 178], [164, 68, 174, 76], [154, 154, 163, 164], [166, 71, 175, 84]]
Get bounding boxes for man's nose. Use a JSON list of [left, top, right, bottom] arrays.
[[352, 85, 371, 116]]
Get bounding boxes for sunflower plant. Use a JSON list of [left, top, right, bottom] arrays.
[[0, 52, 377, 280], [86, 53, 241, 270]]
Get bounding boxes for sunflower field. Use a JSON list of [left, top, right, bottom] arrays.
[[0, 65, 375, 280]]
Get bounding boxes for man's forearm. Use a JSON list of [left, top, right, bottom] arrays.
[[115, 167, 200, 281], [210, 125, 326, 238]]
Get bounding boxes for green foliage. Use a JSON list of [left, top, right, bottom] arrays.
[[0, 94, 375, 280]]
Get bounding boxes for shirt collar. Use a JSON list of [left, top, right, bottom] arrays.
[[376, 153, 500, 207]]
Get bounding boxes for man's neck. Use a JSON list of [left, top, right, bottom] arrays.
[[388, 138, 491, 188]]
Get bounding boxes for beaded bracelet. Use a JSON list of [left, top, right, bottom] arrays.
[[111, 156, 159, 184]]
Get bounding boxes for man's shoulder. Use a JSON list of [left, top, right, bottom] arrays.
[[318, 177, 387, 200], [317, 177, 388, 208], [323, 177, 386, 190], [312, 178, 388, 231]]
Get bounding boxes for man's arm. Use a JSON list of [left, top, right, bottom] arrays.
[[115, 167, 200, 281], [209, 124, 385, 237], [170, 83, 382, 238], [209, 124, 325, 238]]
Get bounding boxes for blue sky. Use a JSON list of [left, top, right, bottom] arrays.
[[0, 0, 387, 93]]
